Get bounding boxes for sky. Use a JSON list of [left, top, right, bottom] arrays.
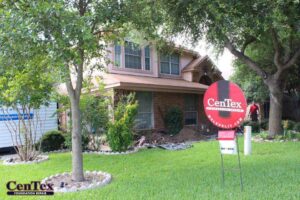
[[195, 45, 235, 80]]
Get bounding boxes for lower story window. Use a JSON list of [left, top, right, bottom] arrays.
[[184, 111, 198, 125], [184, 94, 198, 125], [135, 92, 153, 129]]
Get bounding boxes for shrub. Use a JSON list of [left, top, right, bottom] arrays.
[[293, 122, 300, 132], [257, 131, 268, 139], [164, 106, 183, 135], [107, 93, 138, 152], [285, 131, 296, 140], [40, 130, 65, 152], [241, 120, 260, 133], [80, 94, 109, 135], [107, 120, 133, 152], [259, 119, 269, 130], [283, 120, 296, 131], [63, 133, 89, 150]]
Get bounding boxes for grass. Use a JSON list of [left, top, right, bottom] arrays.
[[0, 138, 299, 200]]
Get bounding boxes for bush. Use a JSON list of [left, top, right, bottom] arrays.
[[107, 120, 133, 152], [107, 93, 138, 152], [164, 106, 183, 135], [285, 131, 296, 140], [40, 130, 65, 152], [283, 120, 296, 131], [80, 94, 109, 135], [259, 119, 269, 130], [258, 131, 269, 139], [241, 120, 260, 133], [293, 122, 300, 132], [63, 133, 89, 150]]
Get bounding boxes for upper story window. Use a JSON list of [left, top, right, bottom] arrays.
[[144, 46, 150, 70], [113, 41, 151, 71], [160, 53, 180, 75], [114, 44, 121, 67], [125, 41, 142, 69]]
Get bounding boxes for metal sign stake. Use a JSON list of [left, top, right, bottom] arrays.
[[219, 131, 243, 192], [236, 135, 244, 191]]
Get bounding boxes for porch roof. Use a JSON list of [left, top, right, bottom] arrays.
[[102, 74, 208, 94]]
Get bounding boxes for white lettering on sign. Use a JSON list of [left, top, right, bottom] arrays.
[[206, 98, 244, 113]]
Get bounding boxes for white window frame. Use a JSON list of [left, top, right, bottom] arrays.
[[113, 41, 151, 71], [159, 53, 180, 75]]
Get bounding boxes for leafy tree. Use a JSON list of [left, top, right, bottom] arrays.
[[0, 0, 148, 181], [231, 40, 300, 103], [156, 0, 300, 137], [0, 58, 53, 161]]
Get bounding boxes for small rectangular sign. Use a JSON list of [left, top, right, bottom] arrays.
[[218, 130, 236, 140], [219, 140, 237, 155], [218, 130, 237, 154]]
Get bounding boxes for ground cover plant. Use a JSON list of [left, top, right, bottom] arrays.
[[0, 139, 299, 200]]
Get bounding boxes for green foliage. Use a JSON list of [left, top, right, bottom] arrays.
[[282, 120, 296, 131], [241, 120, 260, 133], [158, 0, 300, 54], [164, 106, 183, 135], [256, 131, 269, 140], [231, 60, 269, 103], [80, 93, 110, 136], [107, 94, 138, 152], [40, 130, 65, 152], [63, 133, 89, 151], [260, 119, 269, 130], [293, 122, 300, 132]]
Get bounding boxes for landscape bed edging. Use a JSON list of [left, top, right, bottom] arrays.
[[41, 171, 112, 193], [2, 155, 49, 165]]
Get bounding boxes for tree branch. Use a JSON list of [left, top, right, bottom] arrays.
[[65, 63, 75, 99], [282, 47, 300, 70], [75, 47, 84, 98], [225, 40, 268, 79], [271, 28, 283, 69], [241, 36, 256, 53], [92, 29, 115, 36]]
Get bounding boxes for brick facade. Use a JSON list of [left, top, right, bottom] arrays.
[[153, 92, 185, 130], [114, 89, 211, 131]]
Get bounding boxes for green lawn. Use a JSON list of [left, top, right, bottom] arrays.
[[0, 139, 299, 200]]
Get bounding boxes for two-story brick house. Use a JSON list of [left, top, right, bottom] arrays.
[[96, 41, 223, 131]]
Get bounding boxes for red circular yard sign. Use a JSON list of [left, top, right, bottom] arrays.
[[203, 80, 247, 129]]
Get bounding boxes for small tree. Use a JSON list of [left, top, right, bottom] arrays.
[[0, 65, 53, 161], [80, 82, 111, 150], [107, 93, 138, 152]]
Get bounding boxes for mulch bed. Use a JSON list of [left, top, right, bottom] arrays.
[[42, 171, 111, 192], [3, 155, 49, 165], [141, 127, 214, 145]]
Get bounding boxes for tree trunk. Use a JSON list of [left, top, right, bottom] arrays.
[[70, 97, 84, 181], [267, 81, 283, 138]]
